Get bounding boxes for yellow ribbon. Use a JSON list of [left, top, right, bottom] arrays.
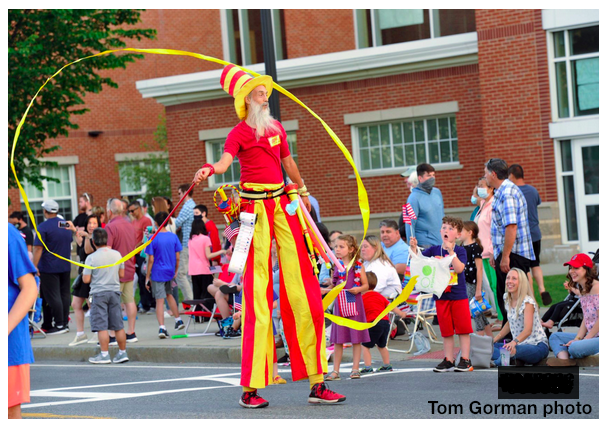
[[325, 276, 418, 330], [11, 48, 370, 270]]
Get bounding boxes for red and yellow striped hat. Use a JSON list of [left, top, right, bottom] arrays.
[[220, 64, 273, 120]]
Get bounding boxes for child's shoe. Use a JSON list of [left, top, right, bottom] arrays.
[[273, 375, 287, 384], [360, 366, 374, 374], [454, 358, 474, 372], [239, 390, 269, 409], [175, 319, 185, 331], [112, 350, 129, 364], [158, 328, 168, 339], [308, 382, 346, 404], [89, 352, 111, 364], [433, 358, 455, 373], [376, 364, 393, 372]]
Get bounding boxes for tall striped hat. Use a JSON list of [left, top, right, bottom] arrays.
[[220, 64, 273, 120]]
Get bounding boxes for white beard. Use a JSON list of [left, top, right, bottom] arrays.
[[247, 100, 279, 140]]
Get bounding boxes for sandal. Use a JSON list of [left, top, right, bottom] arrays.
[[541, 291, 553, 306], [350, 370, 361, 379], [324, 370, 341, 381]]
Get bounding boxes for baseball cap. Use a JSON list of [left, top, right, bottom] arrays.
[[563, 253, 593, 269], [400, 166, 416, 177], [41, 200, 59, 213]]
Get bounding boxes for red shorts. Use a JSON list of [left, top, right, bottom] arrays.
[[435, 299, 473, 337], [8, 364, 30, 408]]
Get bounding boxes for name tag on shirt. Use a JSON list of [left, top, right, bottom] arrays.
[[268, 135, 281, 147]]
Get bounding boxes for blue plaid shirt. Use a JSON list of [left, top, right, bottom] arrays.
[[174, 198, 195, 248], [491, 179, 535, 261]]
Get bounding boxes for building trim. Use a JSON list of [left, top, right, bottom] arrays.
[[114, 152, 167, 162], [136, 33, 478, 106], [198, 120, 299, 141], [39, 155, 79, 165], [344, 101, 459, 125], [548, 117, 599, 139], [347, 162, 463, 180], [542, 9, 599, 31]]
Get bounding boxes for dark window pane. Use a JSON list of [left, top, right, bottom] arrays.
[[428, 142, 439, 164], [586, 205, 599, 242], [391, 123, 403, 143], [378, 9, 430, 45], [416, 143, 426, 164], [247, 10, 265, 64], [563, 176, 578, 241], [572, 58, 599, 116], [440, 141, 451, 163], [232, 10, 243, 66], [555, 62, 569, 118], [370, 148, 381, 169], [381, 145, 392, 168], [437, 9, 476, 37], [569, 26, 599, 56], [427, 119, 438, 141], [278, 9, 288, 60], [393, 144, 405, 168], [452, 139, 459, 161], [582, 146, 599, 195], [438, 118, 449, 140], [403, 122, 414, 143], [361, 149, 371, 170], [359, 128, 369, 148], [560, 140, 572, 172], [405, 144, 416, 166], [553, 31, 565, 58], [450, 117, 457, 138], [380, 124, 390, 147], [369, 126, 380, 147], [414, 121, 425, 142]]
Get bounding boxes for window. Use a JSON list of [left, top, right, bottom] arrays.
[[355, 9, 476, 48], [118, 158, 169, 200], [225, 9, 287, 66], [205, 132, 298, 187], [558, 140, 578, 241], [552, 25, 598, 119], [20, 165, 77, 226], [355, 116, 458, 172]]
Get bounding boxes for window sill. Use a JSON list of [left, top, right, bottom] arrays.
[[348, 163, 463, 179], [548, 116, 598, 139]]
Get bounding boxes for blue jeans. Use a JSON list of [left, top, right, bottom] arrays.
[[492, 341, 549, 365], [549, 332, 600, 359]]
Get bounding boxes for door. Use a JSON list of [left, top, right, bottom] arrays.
[[572, 137, 599, 253]]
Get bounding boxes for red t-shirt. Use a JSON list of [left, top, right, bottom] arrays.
[[362, 291, 390, 322], [205, 219, 221, 263], [224, 121, 290, 185], [132, 216, 152, 244]]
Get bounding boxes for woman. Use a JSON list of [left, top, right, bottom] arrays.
[[547, 254, 599, 366], [66, 215, 100, 346], [359, 235, 402, 299], [492, 268, 549, 366], [474, 177, 500, 323], [152, 196, 176, 234], [91, 206, 106, 227]]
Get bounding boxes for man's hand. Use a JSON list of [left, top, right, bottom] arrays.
[[475, 292, 483, 302], [145, 278, 151, 291], [490, 255, 495, 268], [194, 167, 213, 185], [500, 254, 510, 274], [301, 195, 312, 212]]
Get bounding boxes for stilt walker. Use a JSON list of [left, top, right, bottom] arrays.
[[193, 65, 345, 408]]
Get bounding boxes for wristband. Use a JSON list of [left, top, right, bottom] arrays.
[[300, 192, 311, 197], [202, 163, 215, 176], [297, 185, 308, 195]]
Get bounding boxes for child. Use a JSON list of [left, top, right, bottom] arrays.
[[461, 221, 492, 337], [410, 216, 473, 372], [8, 224, 39, 419], [145, 212, 186, 338], [360, 272, 393, 374], [325, 235, 370, 381], [82, 228, 129, 364], [189, 218, 226, 302]]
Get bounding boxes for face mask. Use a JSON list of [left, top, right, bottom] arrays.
[[477, 187, 488, 199], [193, 214, 203, 221], [418, 177, 435, 193], [471, 195, 478, 205]]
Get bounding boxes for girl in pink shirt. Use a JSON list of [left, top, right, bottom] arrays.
[[189, 220, 226, 302]]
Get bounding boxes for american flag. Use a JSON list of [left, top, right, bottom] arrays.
[[224, 219, 240, 242], [402, 203, 417, 225], [234, 292, 242, 312], [338, 290, 358, 318]]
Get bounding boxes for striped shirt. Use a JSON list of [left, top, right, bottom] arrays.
[[174, 198, 196, 248], [491, 179, 535, 261]]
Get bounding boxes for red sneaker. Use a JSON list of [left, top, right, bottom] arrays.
[[239, 390, 269, 409], [308, 382, 346, 404]]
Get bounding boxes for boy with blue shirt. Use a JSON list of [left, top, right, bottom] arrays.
[[145, 211, 184, 338], [8, 224, 39, 418], [409, 216, 473, 372]]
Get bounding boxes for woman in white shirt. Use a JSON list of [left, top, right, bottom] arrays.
[[360, 235, 402, 299]]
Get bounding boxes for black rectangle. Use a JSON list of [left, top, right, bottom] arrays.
[[498, 366, 579, 399]]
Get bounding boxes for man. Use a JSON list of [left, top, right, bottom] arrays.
[[195, 204, 221, 265], [379, 219, 410, 277], [484, 158, 535, 329], [405, 163, 444, 248], [173, 184, 195, 301], [33, 200, 73, 335], [328, 230, 342, 251], [73, 192, 93, 229], [128, 201, 154, 314], [105, 198, 139, 343], [507, 164, 552, 306], [193, 64, 344, 408], [9, 211, 34, 253]]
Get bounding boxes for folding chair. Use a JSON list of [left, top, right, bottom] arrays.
[[557, 298, 583, 332], [29, 297, 46, 339], [389, 294, 441, 354], [181, 299, 222, 337]]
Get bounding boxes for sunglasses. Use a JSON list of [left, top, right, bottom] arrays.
[[128, 208, 138, 213]]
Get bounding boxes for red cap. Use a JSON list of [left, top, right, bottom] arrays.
[[563, 253, 593, 269]]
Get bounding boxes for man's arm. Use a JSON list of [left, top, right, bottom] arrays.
[[500, 224, 517, 273], [194, 152, 234, 185], [282, 155, 311, 211], [146, 254, 154, 283]]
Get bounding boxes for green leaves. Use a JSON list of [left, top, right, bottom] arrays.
[[8, 9, 156, 193]]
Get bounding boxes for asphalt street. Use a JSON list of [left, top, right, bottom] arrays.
[[24, 361, 599, 419]]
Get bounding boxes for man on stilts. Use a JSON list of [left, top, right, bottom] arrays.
[[193, 65, 345, 408]]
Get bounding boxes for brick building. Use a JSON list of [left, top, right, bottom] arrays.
[[10, 9, 599, 262]]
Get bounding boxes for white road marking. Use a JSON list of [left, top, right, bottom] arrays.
[[32, 363, 241, 370]]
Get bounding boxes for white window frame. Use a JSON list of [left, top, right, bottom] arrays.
[[20, 158, 78, 225], [546, 24, 599, 123], [115, 152, 169, 199], [200, 120, 299, 190], [346, 102, 462, 178]]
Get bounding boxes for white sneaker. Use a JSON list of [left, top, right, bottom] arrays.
[[69, 333, 88, 346], [87, 332, 99, 344], [164, 311, 172, 318], [85, 310, 91, 318]]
